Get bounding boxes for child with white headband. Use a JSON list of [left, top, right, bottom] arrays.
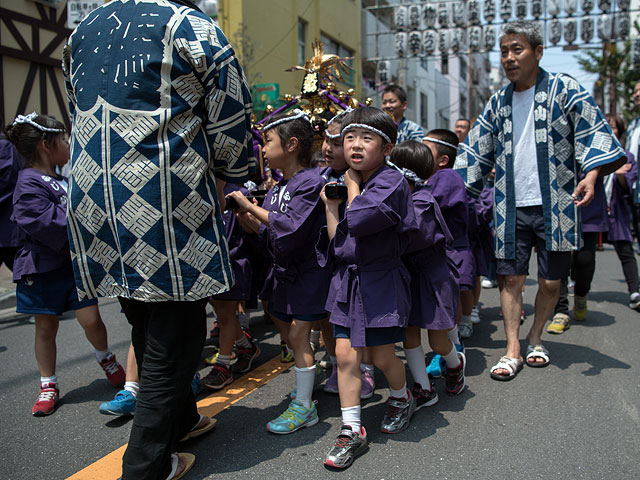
[[318, 107, 418, 469], [4, 113, 125, 416], [422, 129, 469, 391], [226, 109, 331, 434]]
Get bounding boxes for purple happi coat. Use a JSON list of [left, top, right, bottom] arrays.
[[260, 167, 331, 315], [318, 166, 417, 348], [0, 138, 22, 249], [606, 151, 637, 242], [11, 168, 70, 281], [425, 168, 475, 288], [581, 176, 608, 233], [404, 187, 459, 331], [213, 183, 254, 301]]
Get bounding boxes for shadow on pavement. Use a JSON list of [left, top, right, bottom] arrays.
[[544, 340, 631, 376]]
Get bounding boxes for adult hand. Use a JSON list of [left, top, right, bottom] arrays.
[[573, 170, 598, 207], [615, 163, 632, 175], [225, 190, 252, 212]]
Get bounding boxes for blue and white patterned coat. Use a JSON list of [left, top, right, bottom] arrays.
[[397, 117, 424, 144], [63, 0, 255, 301], [455, 69, 626, 259]]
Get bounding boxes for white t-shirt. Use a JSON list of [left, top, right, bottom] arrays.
[[512, 86, 542, 207]]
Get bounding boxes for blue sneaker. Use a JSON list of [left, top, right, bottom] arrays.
[[267, 399, 319, 434], [455, 342, 465, 354], [427, 354, 445, 379], [99, 390, 136, 416]]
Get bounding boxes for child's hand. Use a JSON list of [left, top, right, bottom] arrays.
[[344, 168, 362, 187], [236, 211, 260, 234], [225, 190, 251, 212]]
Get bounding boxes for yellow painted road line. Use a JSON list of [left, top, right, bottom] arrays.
[[66, 355, 293, 480]]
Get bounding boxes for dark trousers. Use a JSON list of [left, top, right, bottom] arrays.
[[555, 232, 598, 314], [612, 240, 639, 294], [118, 297, 207, 480]]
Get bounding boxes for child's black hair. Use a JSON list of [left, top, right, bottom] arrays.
[[264, 112, 315, 167], [425, 129, 459, 168], [390, 140, 434, 183], [4, 114, 65, 167], [341, 107, 398, 146]]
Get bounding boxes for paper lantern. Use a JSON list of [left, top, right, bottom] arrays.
[[438, 2, 450, 28], [598, 0, 611, 12], [515, 0, 527, 19], [564, 18, 577, 44], [408, 5, 422, 30], [377, 60, 390, 84], [452, 2, 465, 27], [469, 26, 482, 52], [439, 29, 450, 54], [395, 32, 407, 57], [395, 6, 408, 30], [423, 30, 437, 55], [500, 0, 512, 21], [581, 16, 594, 43], [549, 19, 562, 45], [484, 0, 496, 22], [615, 13, 630, 40], [484, 25, 497, 52], [531, 0, 543, 19], [451, 28, 463, 53], [617, 0, 630, 10], [581, 0, 594, 12], [597, 14, 612, 41], [468, 1, 481, 25], [408, 30, 423, 57], [548, 0, 561, 17], [565, 0, 577, 15]]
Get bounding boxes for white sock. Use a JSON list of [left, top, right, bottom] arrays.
[[442, 345, 461, 369], [40, 375, 58, 387], [235, 333, 250, 349], [389, 383, 408, 400], [216, 354, 233, 367], [360, 363, 374, 374], [461, 314, 472, 326], [341, 405, 361, 431], [124, 381, 139, 397], [403, 346, 432, 391], [448, 326, 461, 345], [295, 365, 316, 409], [238, 312, 250, 329], [95, 349, 110, 362], [330, 355, 337, 367]]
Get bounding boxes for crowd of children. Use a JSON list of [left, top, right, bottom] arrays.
[[4, 103, 638, 471]]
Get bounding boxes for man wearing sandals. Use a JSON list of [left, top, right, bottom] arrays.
[[63, 0, 254, 478], [455, 21, 626, 381]]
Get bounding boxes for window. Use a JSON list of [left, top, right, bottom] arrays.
[[460, 94, 467, 119], [459, 57, 467, 81], [298, 20, 307, 65], [441, 56, 449, 75]]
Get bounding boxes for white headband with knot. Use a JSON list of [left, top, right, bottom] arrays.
[[13, 112, 65, 133], [341, 123, 393, 145], [262, 108, 311, 132], [423, 136, 458, 150], [325, 107, 353, 140], [386, 159, 424, 184]]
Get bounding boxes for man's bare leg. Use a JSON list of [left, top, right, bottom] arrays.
[[494, 274, 527, 375]]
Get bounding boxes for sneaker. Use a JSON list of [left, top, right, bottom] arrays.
[[470, 305, 481, 324], [266, 399, 319, 434], [361, 368, 375, 399], [547, 312, 570, 334], [324, 425, 368, 469], [324, 366, 339, 394], [234, 341, 260, 373], [427, 354, 445, 379], [481, 278, 497, 288], [32, 383, 59, 416], [411, 383, 439, 411], [445, 352, 466, 396], [280, 342, 294, 363], [630, 292, 640, 310], [573, 295, 588, 321], [200, 364, 233, 390], [380, 389, 415, 434], [191, 372, 200, 395], [99, 389, 136, 416], [459, 320, 473, 339], [99, 353, 126, 387], [455, 342, 465, 354]]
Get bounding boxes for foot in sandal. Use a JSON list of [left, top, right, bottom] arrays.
[[489, 356, 523, 381], [167, 452, 195, 480], [525, 344, 550, 368]]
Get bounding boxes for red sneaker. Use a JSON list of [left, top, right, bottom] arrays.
[[32, 383, 60, 416], [99, 353, 126, 387]]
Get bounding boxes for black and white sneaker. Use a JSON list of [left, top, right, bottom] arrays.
[[411, 383, 439, 411], [380, 389, 415, 434], [324, 425, 368, 469], [445, 352, 466, 396]]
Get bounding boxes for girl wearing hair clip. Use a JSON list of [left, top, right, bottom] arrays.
[[226, 109, 331, 434], [318, 107, 418, 469], [390, 141, 463, 407], [4, 113, 124, 416]]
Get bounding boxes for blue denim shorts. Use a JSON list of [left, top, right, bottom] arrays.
[[16, 265, 98, 316]]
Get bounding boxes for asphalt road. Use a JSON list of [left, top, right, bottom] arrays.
[[1, 246, 639, 480]]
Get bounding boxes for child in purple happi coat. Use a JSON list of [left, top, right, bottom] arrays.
[[227, 109, 330, 434], [422, 130, 473, 379], [319, 107, 417, 469], [390, 141, 465, 407], [5, 113, 124, 417]]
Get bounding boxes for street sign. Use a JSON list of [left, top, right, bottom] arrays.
[[66, 1, 105, 29]]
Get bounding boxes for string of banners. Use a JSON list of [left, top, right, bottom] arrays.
[[389, 0, 638, 58]]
